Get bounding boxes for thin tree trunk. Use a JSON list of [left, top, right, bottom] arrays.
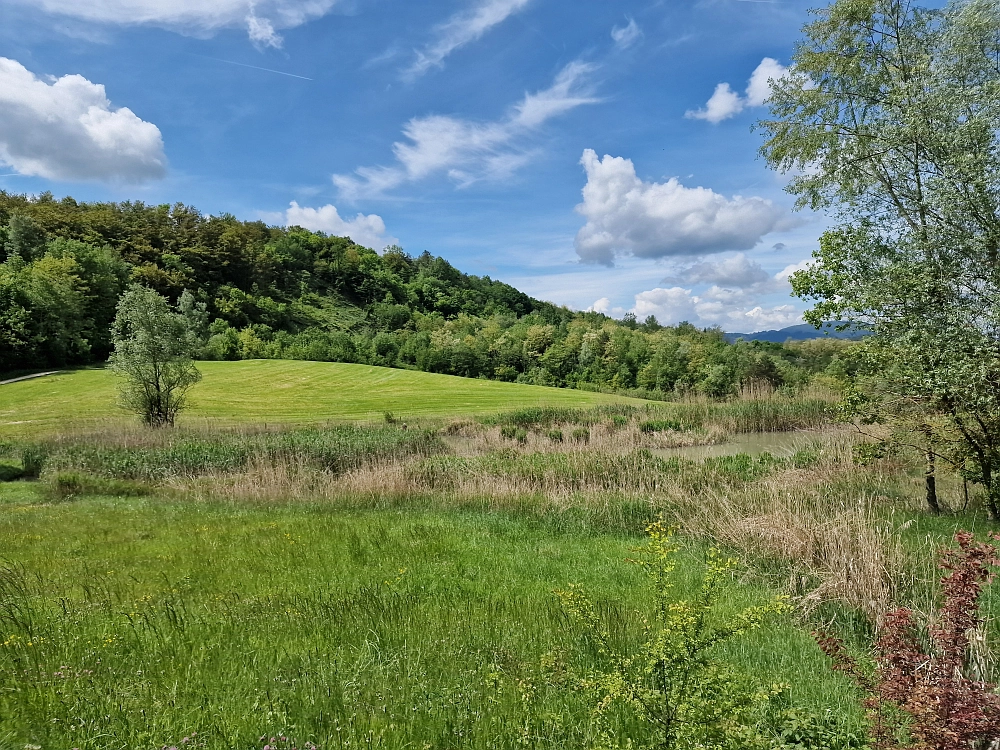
[[926, 450, 941, 514], [987, 470, 1000, 523]]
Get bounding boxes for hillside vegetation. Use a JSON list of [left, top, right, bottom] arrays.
[[0, 193, 853, 396]]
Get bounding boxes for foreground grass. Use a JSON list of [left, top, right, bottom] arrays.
[[0, 484, 861, 749], [5, 402, 995, 747], [0, 361, 646, 437]]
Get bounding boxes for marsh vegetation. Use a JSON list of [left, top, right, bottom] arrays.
[[0, 392, 994, 748]]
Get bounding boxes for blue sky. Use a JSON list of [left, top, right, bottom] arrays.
[[0, 0, 829, 331]]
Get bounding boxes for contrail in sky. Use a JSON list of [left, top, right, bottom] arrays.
[[193, 54, 313, 80]]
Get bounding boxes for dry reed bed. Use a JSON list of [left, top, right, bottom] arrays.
[[170, 430, 921, 619], [444, 421, 728, 455], [21, 408, 930, 621]]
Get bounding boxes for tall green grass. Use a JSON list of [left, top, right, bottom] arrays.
[[0, 487, 863, 749], [480, 404, 639, 428], [29, 425, 441, 482], [481, 398, 834, 433]]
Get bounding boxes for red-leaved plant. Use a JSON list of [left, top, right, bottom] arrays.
[[817, 531, 1000, 749]]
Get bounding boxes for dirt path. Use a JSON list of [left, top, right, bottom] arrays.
[[0, 370, 62, 386]]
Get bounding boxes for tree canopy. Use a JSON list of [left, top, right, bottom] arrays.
[[761, 0, 1000, 517], [0, 191, 848, 397]]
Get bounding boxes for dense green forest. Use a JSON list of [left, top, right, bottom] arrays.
[[0, 192, 850, 394]]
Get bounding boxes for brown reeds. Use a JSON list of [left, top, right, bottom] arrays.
[[39, 410, 933, 624]]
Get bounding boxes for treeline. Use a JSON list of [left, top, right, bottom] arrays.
[[0, 192, 853, 395]]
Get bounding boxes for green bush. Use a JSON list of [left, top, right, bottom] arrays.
[[639, 419, 685, 433], [556, 523, 789, 749], [792, 448, 820, 469], [0, 462, 24, 482], [47, 471, 153, 500], [547, 429, 564, 442], [20, 445, 48, 478], [571, 427, 590, 444], [500, 425, 528, 443]]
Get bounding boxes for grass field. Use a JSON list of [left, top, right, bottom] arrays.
[[3, 368, 998, 748], [0, 361, 645, 437], [0, 482, 864, 750]]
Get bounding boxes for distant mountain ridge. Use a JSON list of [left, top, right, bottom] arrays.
[[724, 322, 868, 343]]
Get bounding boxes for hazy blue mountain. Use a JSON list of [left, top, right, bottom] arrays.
[[724, 322, 868, 343]]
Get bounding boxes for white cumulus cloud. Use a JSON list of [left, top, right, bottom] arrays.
[[664, 253, 773, 289], [611, 18, 641, 49], [629, 284, 803, 331], [284, 201, 397, 250], [404, 0, 531, 80], [775, 258, 813, 282], [686, 83, 744, 124], [686, 57, 789, 124], [588, 297, 614, 314], [335, 61, 599, 198], [740, 304, 801, 330], [633, 287, 698, 322], [9, 0, 339, 47], [745, 57, 788, 106], [574, 149, 788, 265], [0, 57, 166, 182]]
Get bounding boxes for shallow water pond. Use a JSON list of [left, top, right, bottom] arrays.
[[653, 429, 849, 461]]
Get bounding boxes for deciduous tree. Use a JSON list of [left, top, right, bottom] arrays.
[[760, 0, 1000, 518], [109, 286, 202, 427]]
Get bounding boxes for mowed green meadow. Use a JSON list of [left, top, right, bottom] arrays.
[[0, 360, 643, 436]]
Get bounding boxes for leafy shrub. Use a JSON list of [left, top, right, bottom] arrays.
[[500, 425, 528, 443], [792, 448, 820, 469], [818, 531, 1000, 749], [0, 462, 24, 482], [571, 427, 589, 444], [547, 429, 564, 442], [556, 522, 789, 749], [46, 472, 152, 500], [20, 445, 47, 478], [769, 708, 867, 749], [639, 419, 685, 433], [853, 441, 890, 465]]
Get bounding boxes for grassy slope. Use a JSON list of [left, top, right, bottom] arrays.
[[0, 360, 643, 436]]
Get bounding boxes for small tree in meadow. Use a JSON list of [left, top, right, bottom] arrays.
[[109, 286, 202, 427]]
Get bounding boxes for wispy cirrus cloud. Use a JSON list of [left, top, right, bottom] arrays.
[[8, 0, 340, 48], [611, 18, 641, 49], [403, 0, 531, 80], [335, 60, 600, 198]]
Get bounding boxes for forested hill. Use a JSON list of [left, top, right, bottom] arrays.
[[0, 192, 852, 395]]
